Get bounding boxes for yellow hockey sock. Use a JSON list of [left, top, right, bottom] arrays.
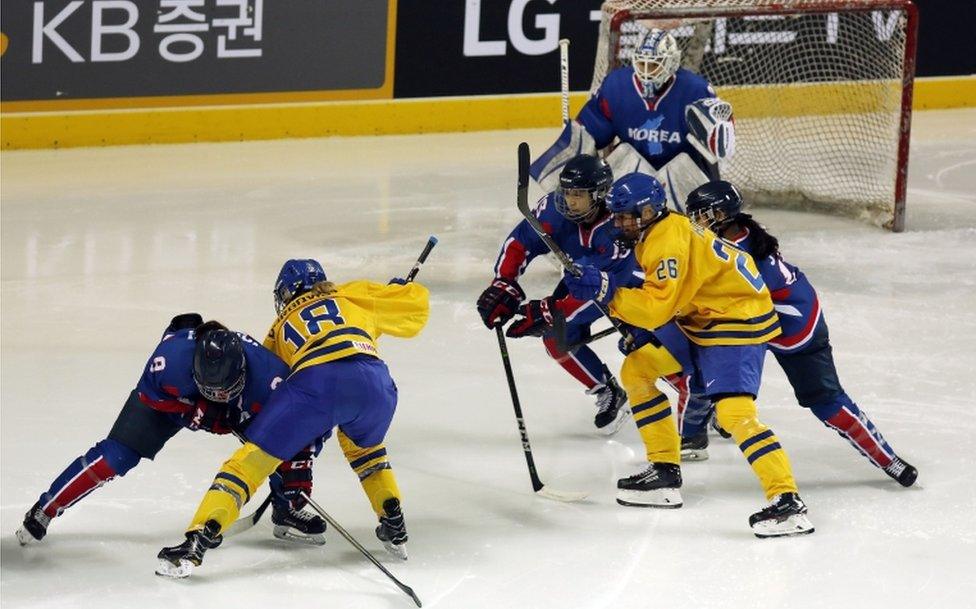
[[188, 442, 282, 533], [620, 346, 682, 465], [339, 432, 401, 517], [715, 396, 799, 499]]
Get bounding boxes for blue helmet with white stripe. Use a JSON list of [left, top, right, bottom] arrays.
[[632, 28, 681, 95]]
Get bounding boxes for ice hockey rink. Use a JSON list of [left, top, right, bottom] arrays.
[[2, 108, 974, 609]]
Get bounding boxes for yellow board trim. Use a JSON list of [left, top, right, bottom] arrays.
[[1, 75, 973, 150]]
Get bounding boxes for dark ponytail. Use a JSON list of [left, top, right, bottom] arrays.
[[736, 213, 779, 260]]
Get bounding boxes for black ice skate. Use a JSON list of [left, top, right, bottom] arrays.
[[376, 498, 408, 560], [884, 456, 918, 487], [680, 431, 709, 462], [155, 520, 222, 579], [749, 493, 815, 538], [589, 369, 630, 436], [272, 503, 327, 545], [15, 502, 51, 546], [616, 462, 683, 508]]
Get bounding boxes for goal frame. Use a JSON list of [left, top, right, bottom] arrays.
[[601, 0, 919, 232]]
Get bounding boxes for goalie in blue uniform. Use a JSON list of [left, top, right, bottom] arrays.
[[531, 28, 735, 210], [683, 181, 918, 487], [16, 314, 328, 548]]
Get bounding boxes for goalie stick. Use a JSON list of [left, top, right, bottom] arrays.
[[300, 491, 422, 608]]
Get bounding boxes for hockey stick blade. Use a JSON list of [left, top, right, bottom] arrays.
[[537, 486, 589, 503], [223, 493, 272, 537]]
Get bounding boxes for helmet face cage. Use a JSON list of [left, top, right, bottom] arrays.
[[192, 330, 246, 403], [555, 184, 610, 223], [556, 155, 614, 223], [195, 363, 246, 403], [686, 181, 743, 233], [607, 173, 668, 247], [632, 29, 681, 93]]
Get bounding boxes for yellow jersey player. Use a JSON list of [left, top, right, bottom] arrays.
[[564, 173, 814, 538], [155, 259, 429, 577]]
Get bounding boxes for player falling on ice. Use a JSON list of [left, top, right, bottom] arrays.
[[477, 155, 633, 434], [682, 180, 918, 486], [531, 28, 735, 209], [156, 259, 429, 578], [564, 172, 814, 538], [16, 314, 327, 547]]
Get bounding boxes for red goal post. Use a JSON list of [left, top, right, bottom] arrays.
[[592, 0, 919, 231]]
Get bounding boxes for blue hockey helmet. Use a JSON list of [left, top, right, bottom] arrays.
[[274, 258, 327, 314], [192, 326, 246, 403], [606, 173, 668, 248], [556, 154, 614, 223], [685, 180, 743, 233]]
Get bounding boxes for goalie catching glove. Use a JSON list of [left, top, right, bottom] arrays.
[[685, 97, 735, 164], [477, 278, 525, 328]]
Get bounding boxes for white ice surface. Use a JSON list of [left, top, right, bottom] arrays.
[[2, 109, 975, 609]]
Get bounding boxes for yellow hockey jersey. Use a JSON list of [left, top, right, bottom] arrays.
[[264, 280, 429, 372], [609, 213, 781, 346]]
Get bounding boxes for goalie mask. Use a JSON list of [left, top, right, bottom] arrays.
[[274, 258, 327, 314], [686, 180, 743, 233], [607, 172, 668, 249], [556, 154, 614, 223], [193, 328, 246, 403], [632, 29, 681, 95]]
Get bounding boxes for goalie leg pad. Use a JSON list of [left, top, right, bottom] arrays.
[[603, 142, 656, 185], [658, 153, 710, 212]]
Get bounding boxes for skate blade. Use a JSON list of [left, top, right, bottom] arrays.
[[752, 514, 815, 538], [616, 488, 683, 509], [273, 525, 326, 546], [596, 408, 631, 437], [681, 448, 709, 462], [382, 540, 408, 561], [15, 527, 39, 547], [155, 558, 194, 578]]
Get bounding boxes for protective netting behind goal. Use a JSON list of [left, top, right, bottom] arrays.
[[593, 0, 917, 230]]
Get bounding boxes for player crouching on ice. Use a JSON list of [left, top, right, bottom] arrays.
[[564, 173, 814, 538], [17, 314, 327, 548], [477, 155, 632, 434], [681, 180, 918, 486], [156, 259, 429, 578]]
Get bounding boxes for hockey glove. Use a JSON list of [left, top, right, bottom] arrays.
[[388, 277, 408, 285], [685, 97, 735, 163], [273, 446, 315, 510], [476, 278, 526, 328], [564, 265, 616, 307], [506, 297, 559, 338], [182, 400, 235, 434], [617, 324, 658, 355]]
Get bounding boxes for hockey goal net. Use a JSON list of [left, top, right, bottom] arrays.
[[592, 0, 918, 231]]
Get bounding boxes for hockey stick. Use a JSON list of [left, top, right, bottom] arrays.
[[405, 235, 438, 282], [516, 142, 633, 349], [300, 492, 422, 608], [223, 493, 272, 538], [559, 38, 570, 125], [495, 325, 588, 503]]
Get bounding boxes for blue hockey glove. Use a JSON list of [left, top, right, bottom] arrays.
[[617, 324, 657, 355], [564, 265, 616, 307], [388, 277, 408, 285]]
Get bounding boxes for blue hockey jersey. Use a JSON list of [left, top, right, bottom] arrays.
[[492, 192, 642, 324], [729, 228, 822, 353], [578, 66, 717, 170], [137, 328, 289, 433]]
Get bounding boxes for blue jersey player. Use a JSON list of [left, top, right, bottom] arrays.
[[16, 314, 328, 548], [531, 29, 735, 210], [478, 155, 635, 434], [684, 181, 918, 487]]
